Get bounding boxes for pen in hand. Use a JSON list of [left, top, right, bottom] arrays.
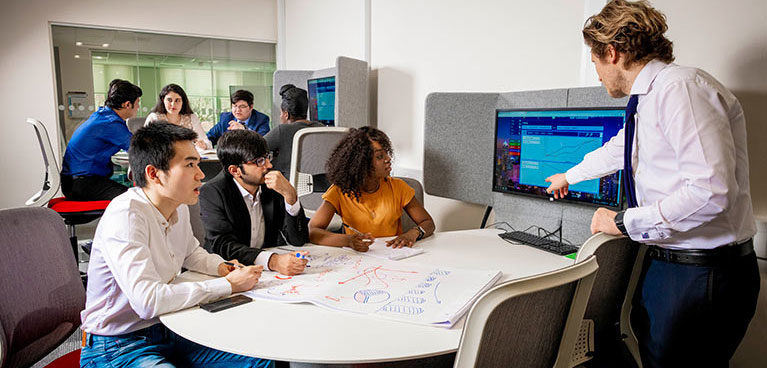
[[224, 261, 245, 269], [295, 252, 311, 267], [341, 223, 374, 243]]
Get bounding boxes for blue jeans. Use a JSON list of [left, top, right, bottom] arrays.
[[80, 323, 273, 368]]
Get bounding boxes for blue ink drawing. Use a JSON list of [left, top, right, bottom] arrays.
[[417, 282, 432, 288], [398, 296, 426, 304], [425, 276, 436, 282], [353, 289, 390, 304], [408, 289, 425, 295], [431, 269, 451, 276], [434, 282, 442, 304], [380, 304, 424, 315]]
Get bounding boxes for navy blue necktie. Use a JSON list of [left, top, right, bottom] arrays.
[[623, 95, 639, 208]]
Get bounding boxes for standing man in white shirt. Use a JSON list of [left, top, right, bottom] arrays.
[[80, 123, 272, 367], [545, 1, 759, 367]]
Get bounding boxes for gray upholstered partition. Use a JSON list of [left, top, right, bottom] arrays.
[[272, 56, 369, 128], [424, 87, 628, 244]]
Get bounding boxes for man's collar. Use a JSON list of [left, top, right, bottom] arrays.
[[135, 187, 179, 227], [630, 59, 669, 96], [233, 177, 261, 200]]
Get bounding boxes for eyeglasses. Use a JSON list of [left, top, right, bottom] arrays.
[[242, 152, 273, 167], [232, 103, 251, 111]]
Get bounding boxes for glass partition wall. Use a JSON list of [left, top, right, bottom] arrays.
[[52, 25, 276, 142]]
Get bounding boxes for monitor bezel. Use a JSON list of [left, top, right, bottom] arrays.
[[307, 76, 336, 125], [492, 106, 625, 210]]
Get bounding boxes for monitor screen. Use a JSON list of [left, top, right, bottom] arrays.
[[308, 76, 336, 126], [493, 107, 626, 208]]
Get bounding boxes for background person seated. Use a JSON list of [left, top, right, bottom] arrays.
[[145, 83, 212, 150], [206, 89, 270, 146], [60, 78, 142, 201], [265, 84, 325, 177], [200, 130, 309, 276], [309, 127, 436, 251]]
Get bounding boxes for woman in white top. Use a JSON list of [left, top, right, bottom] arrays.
[[145, 83, 212, 150]]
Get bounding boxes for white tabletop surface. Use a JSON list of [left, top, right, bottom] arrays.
[[159, 228, 574, 364]]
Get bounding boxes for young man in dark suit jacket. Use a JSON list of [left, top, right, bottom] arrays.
[[200, 129, 309, 276]]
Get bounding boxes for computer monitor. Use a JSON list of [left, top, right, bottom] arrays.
[[307, 76, 336, 126], [493, 107, 626, 208]]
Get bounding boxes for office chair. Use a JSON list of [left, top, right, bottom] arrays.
[[396, 176, 425, 231], [454, 256, 599, 368], [0, 207, 85, 368], [25, 118, 110, 266], [126, 116, 147, 134], [289, 126, 350, 213], [571, 233, 646, 368]]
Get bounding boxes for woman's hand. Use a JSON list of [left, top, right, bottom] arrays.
[[385, 229, 418, 248], [347, 233, 374, 252]]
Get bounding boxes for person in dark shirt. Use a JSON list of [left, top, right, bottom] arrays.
[[206, 89, 270, 146]]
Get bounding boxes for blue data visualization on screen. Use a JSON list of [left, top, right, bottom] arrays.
[[308, 76, 336, 126], [493, 108, 626, 208]]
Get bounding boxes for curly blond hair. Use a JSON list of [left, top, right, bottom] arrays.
[[583, 0, 674, 67]]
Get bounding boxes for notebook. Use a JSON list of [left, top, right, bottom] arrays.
[[350, 238, 424, 261]]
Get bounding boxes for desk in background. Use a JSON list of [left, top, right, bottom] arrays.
[[160, 228, 573, 364], [111, 151, 222, 182]]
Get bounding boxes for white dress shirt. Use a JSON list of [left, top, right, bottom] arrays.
[[566, 59, 755, 249], [81, 188, 231, 335], [233, 180, 302, 268]]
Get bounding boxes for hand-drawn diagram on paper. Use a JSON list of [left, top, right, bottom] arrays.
[[244, 248, 501, 327]]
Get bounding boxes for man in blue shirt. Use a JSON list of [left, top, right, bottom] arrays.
[[206, 89, 270, 146], [61, 79, 142, 200]]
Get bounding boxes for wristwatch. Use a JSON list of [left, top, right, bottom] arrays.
[[614, 210, 628, 236], [414, 225, 425, 240]]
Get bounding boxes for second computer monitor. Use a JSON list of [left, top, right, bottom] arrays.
[[308, 76, 336, 126], [493, 107, 626, 208]]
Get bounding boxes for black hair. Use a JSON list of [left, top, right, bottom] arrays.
[[129, 122, 198, 188], [216, 130, 269, 177], [279, 84, 308, 120], [230, 89, 254, 106], [105, 79, 143, 110], [326, 127, 394, 200], [151, 83, 193, 115]]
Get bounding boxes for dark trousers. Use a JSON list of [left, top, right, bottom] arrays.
[[61, 174, 128, 201], [631, 248, 759, 368]]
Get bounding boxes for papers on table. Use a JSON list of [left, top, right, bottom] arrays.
[[349, 238, 424, 261], [245, 247, 502, 328]]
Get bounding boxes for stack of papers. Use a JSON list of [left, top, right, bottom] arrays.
[[351, 238, 424, 260]]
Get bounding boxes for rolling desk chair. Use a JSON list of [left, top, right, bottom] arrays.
[[396, 176, 425, 231], [454, 256, 599, 368], [25, 118, 110, 269], [0, 207, 85, 368], [290, 127, 349, 229], [571, 233, 646, 368]]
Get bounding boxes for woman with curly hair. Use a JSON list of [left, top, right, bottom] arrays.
[[309, 127, 435, 251]]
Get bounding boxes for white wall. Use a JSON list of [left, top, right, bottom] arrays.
[[0, 0, 277, 209], [282, 0, 767, 231]]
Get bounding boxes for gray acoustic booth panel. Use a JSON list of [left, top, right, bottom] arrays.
[[272, 56, 369, 129], [424, 87, 627, 245]]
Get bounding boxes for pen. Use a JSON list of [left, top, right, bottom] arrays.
[[341, 223, 374, 242], [295, 252, 311, 267], [224, 261, 245, 268]]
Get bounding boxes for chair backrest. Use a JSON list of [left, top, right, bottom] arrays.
[[0, 207, 85, 368], [574, 233, 645, 367], [289, 127, 350, 211], [187, 202, 206, 247], [25, 118, 61, 207], [395, 177, 424, 231], [455, 256, 599, 368], [126, 116, 147, 133]]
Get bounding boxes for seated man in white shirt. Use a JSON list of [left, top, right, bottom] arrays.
[[200, 129, 309, 276], [80, 122, 272, 368]]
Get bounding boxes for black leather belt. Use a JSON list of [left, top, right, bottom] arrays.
[[647, 239, 754, 266]]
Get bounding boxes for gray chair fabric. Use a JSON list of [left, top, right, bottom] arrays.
[[188, 202, 206, 247], [574, 233, 644, 367], [455, 257, 599, 368], [126, 116, 147, 133], [0, 207, 85, 368], [289, 127, 349, 211], [396, 176, 424, 232]]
